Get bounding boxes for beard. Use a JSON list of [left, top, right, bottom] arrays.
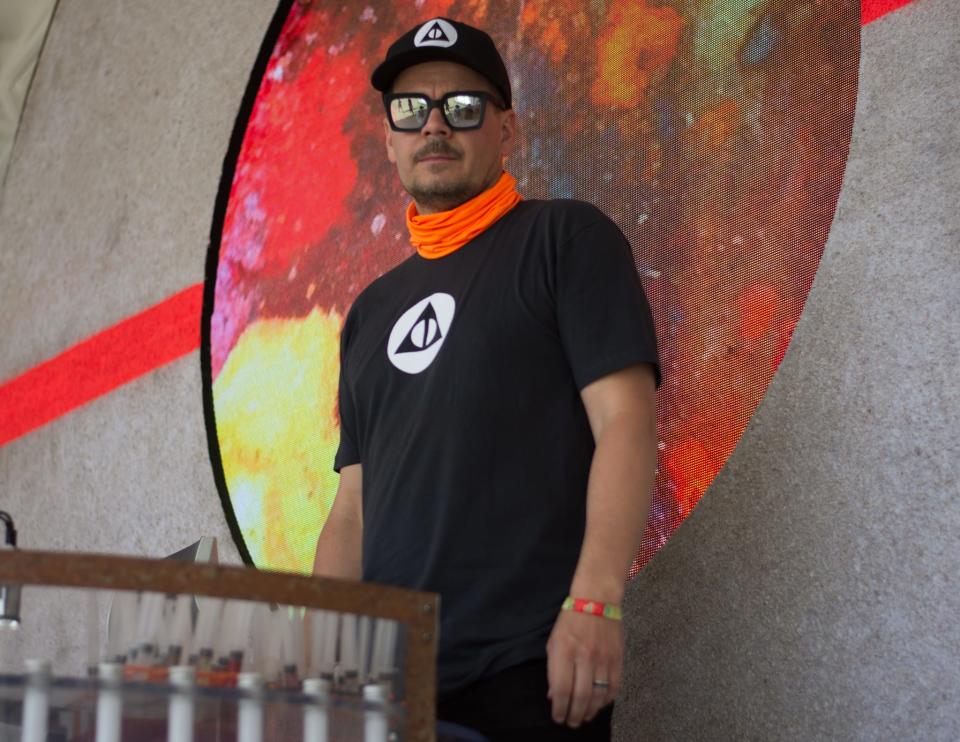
[[404, 140, 481, 213], [407, 177, 475, 213]]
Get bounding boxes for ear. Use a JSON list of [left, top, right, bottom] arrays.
[[384, 117, 397, 164], [499, 108, 517, 161]]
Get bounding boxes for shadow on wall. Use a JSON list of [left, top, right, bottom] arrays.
[[0, 0, 57, 188]]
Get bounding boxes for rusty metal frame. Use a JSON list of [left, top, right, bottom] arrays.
[[0, 549, 439, 741]]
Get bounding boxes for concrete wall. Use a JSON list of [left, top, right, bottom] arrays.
[[0, 0, 274, 670], [0, 0, 956, 737], [0, 1, 279, 558]]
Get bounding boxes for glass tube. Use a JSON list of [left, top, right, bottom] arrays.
[[167, 665, 195, 742], [21, 658, 50, 742], [362, 683, 389, 742], [237, 672, 264, 742], [95, 663, 124, 742], [302, 677, 330, 742]]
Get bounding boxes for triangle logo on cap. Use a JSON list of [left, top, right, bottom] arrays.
[[414, 19, 458, 48]]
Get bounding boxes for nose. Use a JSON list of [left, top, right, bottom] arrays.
[[420, 105, 451, 137]]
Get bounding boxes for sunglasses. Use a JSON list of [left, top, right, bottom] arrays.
[[383, 91, 504, 132]]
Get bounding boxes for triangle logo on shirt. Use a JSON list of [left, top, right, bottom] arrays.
[[395, 302, 444, 354], [387, 293, 456, 374]]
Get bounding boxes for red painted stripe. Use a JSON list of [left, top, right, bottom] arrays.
[[0, 284, 203, 446], [0, 0, 921, 449], [862, 0, 917, 24]]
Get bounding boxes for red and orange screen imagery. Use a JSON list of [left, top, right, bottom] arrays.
[[205, 0, 859, 574]]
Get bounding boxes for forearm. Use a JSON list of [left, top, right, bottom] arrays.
[[313, 466, 364, 580], [313, 512, 363, 580], [569, 411, 657, 605]]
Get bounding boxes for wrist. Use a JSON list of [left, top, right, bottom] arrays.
[[569, 572, 625, 606], [561, 595, 623, 621]]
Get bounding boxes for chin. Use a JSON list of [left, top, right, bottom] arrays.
[[408, 177, 475, 211]]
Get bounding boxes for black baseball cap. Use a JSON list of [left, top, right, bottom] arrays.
[[371, 18, 512, 109]]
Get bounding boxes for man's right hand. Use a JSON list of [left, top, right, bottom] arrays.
[[312, 463, 363, 580]]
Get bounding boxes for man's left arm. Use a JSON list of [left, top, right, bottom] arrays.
[[546, 362, 658, 728]]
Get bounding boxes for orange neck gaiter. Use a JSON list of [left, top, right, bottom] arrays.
[[406, 171, 522, 259]]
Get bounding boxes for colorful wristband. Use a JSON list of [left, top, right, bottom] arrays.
[[561, 596, 623, 621]]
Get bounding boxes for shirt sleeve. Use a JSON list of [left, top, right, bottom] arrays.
[[333, 309, 362, 472], [554, 211, 661, 391]]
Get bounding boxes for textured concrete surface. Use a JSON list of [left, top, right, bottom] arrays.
[[0, 0, 275, 381], [0, 0, 269, 668], [0, 586, 107, 677], [615, 0, 960, 739], [0, 353, 239, 559], [0, 0, 273, 554]]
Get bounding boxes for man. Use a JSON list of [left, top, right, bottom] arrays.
[[314, 17, 660, 741]]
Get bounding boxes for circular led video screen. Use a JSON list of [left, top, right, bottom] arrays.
[[203, 0, 859, 573]]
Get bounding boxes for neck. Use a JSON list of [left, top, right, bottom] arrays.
[[405, 171, 522, 259]]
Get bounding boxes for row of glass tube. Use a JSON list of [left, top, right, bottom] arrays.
[[19, 658, 394, 742]]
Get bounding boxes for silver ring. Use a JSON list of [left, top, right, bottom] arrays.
[[592, 679, 610, 689]]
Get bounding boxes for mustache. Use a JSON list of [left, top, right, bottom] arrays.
[[414, 141, 461, 162]]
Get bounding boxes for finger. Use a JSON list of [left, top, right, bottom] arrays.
[[547, 642, 573, 724], [583, 666, 610, 722], [566, 659, 594, 728]]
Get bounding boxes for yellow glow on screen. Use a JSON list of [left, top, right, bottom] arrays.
[[213, 308, 343, 572]]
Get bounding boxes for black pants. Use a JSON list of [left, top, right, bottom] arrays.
[[437, 659, 613, 742]]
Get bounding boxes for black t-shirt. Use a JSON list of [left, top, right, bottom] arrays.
[[334, 198, 660, 697]]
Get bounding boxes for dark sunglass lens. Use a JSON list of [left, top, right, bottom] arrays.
[[444, 94, 484, 128], [390, 97, 429, 130]]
